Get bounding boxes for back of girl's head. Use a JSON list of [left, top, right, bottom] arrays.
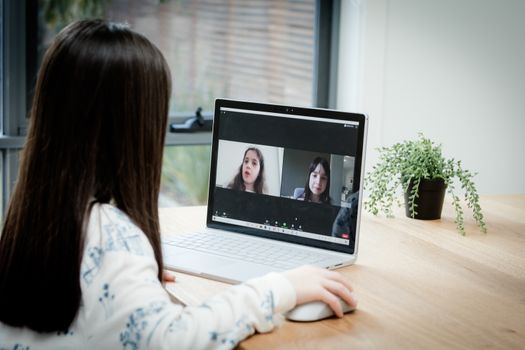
[[0, 19, 171, 332], [31, 19, 171, 204]]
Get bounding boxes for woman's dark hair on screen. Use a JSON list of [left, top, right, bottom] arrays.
[[303, 157, 332, 204], [0, 19, 171, 332], [228, 147, 265, 194]]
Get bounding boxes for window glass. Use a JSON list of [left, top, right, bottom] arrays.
[[37, 0, 316, 206], [161, 145, 211, 207]]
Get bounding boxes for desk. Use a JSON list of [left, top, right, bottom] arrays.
[[159, 195, 525, 349]]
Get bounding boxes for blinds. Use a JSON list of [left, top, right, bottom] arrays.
[[107, 0, 315, 112]]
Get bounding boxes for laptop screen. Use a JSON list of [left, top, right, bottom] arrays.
[[207, 99, 368, 255]]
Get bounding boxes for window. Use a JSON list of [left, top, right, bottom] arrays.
[[0, 0, 3, 135], [1, 0, 28, 215], [1, 0, 340, 213]]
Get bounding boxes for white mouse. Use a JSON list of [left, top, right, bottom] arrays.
[[285, 297, 356, 322]]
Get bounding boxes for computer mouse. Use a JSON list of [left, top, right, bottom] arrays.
[[285, 297, 356, 322]]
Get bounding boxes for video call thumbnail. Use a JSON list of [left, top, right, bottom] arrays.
[[215, 140, 356, 206]]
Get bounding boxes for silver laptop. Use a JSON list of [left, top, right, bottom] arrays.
[[162, 99, 368, 283]]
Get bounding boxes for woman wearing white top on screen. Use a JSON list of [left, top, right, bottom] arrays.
[[0, 20, 356, 349]]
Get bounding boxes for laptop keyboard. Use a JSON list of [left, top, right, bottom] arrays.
[[163, 232, 333, 269]]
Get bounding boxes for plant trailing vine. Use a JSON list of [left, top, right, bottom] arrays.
[[364, 134, 487, 235]]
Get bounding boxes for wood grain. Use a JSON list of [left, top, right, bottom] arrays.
[[160, 195, 525, 349]]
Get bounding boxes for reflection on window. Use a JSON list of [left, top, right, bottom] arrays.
[[37, 0, 316, 206]]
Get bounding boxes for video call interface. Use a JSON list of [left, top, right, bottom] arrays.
[[211, 107, 361, 250]]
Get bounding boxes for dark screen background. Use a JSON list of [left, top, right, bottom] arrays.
[[218, 111, 358, 155]]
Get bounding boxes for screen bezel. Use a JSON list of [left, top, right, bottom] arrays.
[[206, 99, 368, 255]]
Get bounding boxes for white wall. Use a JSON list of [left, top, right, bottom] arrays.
[[338, 0, 525, 194]]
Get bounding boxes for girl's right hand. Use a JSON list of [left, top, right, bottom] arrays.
[[283, 265, 357, 317]]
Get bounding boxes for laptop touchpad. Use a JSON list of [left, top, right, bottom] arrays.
[[164, 250, 237, 272]]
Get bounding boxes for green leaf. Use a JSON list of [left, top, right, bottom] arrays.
[[364, 133, 486, 235]]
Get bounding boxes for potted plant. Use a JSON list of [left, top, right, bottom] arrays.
[[364, 134, 486, 235]]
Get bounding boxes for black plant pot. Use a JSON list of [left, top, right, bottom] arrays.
[[404, 178, 447, 220]]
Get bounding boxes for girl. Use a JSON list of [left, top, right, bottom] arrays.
[[299, 157, 332, 204], [0, 19, 355, 349], [227, 147, 266, 194]]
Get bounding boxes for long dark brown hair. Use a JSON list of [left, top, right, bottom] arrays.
[[0, 19, 171, 332], [228, 147, 266, 194], [303, 157, 332, 204]]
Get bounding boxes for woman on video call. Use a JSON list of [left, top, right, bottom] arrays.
[[0, 20, 356, 349], [227, 147, 266, 194], [296, 157, 332, 204]]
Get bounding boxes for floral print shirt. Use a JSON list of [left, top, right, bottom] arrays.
[[0, 204, 296, 349]]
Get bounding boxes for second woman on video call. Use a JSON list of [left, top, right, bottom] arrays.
[[295, 157, 332, 204]]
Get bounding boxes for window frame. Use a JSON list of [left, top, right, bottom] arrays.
[[0, 0, 341, 214], [1, 0, 28, 213], [314, 0, 341, 109]]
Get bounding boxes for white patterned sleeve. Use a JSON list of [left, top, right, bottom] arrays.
[[79, 205, 296, 350]]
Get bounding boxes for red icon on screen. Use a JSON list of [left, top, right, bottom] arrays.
[[341, 233, 349, 239]]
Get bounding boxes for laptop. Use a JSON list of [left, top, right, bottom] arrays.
[[162, 99, 368, 283]]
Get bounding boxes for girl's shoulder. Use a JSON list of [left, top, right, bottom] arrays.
[[84, 203, 153, 258], [88, 203, 136, 233]]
